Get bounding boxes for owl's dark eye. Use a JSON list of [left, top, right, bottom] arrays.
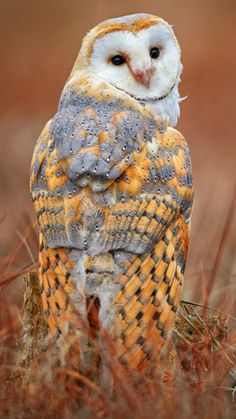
[[111, 55, 126, 65], [150, 47, 160, 59]]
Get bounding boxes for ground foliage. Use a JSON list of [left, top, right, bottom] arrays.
[[0, 273, 235, 418]]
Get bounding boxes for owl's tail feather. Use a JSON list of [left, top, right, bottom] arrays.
[[112, 221, 185, 370]]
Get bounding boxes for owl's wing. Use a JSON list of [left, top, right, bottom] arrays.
[[99, 130, 193, 255], [110, 130, 193, 368]]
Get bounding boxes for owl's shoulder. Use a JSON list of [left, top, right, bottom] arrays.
[[158, 127, 192, 186], [161, 127, 188, 149]]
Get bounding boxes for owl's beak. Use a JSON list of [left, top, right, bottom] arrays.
[[132, 68, 153, 88]]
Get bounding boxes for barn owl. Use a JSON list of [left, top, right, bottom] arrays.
[[30, 13, 193, 370]]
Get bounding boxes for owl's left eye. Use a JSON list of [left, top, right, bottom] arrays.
[[110, 55, 126, 65], [150, 47, 160, 59]]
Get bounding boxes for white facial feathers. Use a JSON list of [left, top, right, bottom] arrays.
[[89, 22, 182, 126]]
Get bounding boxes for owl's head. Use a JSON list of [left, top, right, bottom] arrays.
[[69, 14, 183, 126]]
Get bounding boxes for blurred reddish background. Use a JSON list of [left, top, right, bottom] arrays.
[[0, 0, 235, 305]]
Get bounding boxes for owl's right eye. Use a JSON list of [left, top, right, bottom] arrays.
[[110, 55, 126, 65]]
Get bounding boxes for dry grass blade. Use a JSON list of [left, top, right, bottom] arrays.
[[0, 222, 37, 274], [16, 230, 36, 265], [181, 300, 236, 322], [56, 367, 102, 393], [0, 264, 35, 289], [204, 186, 236, 307]]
